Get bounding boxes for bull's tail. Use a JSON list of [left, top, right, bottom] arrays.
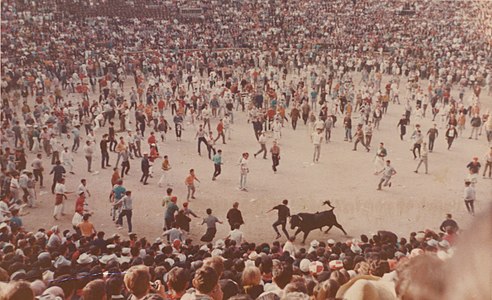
[[322, 200, 335, 210]]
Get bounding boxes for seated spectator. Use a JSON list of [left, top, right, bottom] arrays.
[[182, 266, 223, 300], [83, 279, 107, 300]]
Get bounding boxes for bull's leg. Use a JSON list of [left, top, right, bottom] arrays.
[[334, 223, 347, 235], [324, 225, 333, 234], [302, 230, 311, 244], [293, 228, 302, 240]]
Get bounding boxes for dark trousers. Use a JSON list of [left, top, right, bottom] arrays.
[[365, 134, 372, 147], [72, 138, 80, 152], [273, 220, 290, 239], [117, 209, 133, 232], [198, 137, 208, 155], [51, 178, 60, 194], [200, 227, 217, 242], [175, 125, 182, 138], [121, 161, 130, 177], [215, 132, 226, 144], [272, 154, 279, 172], [412, 143, 421, 158], [101, 151, 110, 168], [465, 200, 475, 215], [255, 144, 267, 158], [33, 170, 43, 187], [140, 171, 149, 184], [213, 164, 221, 178], [207, 144, 216, 160], [447, 137, 454, 149], [353, 138, 369, 151], [109, 139, 117, 151], [428, 137, 435, 151], [483, 161, 492, 177], [85, 156, 92, 172], [292, 118, 298, 130]]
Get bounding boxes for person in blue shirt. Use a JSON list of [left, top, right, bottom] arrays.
[[111, 179, 126, 222], [212, 150, 223, 181], [10, 208, 23, 233], [164, 196, 179, 230]]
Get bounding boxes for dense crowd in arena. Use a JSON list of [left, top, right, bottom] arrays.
[[1, 0, 492, 298]]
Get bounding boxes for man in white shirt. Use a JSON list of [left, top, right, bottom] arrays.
[[225, 223, 245, 244], [50, 135, 61, 165], [53, 178, 70, 220], [77, 178, 91, 199], [272, 119, 282, 141], [311, 128, 324, 163], [239, 152, 249, 191], [463, 181, 476, 215], [83, 141, 94, 173], [202, 105, 212, 131], [254, 131, 268, 159], [61, 147, 75, 174]]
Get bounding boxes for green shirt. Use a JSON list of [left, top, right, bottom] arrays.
[[212, 154, 222, 165]]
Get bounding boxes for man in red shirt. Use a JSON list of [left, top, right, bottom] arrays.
[[147, 132, 157, 148], [72, 191, 86, 231], [157, 99, 166, 116], [214, 119, 226, 144]]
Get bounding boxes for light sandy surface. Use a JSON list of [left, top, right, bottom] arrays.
[[22, 73, 492, 246]]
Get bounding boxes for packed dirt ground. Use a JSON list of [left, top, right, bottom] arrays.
[[22, 74, 492, 245]]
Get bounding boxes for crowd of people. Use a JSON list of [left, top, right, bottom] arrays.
[[1, 0, 492, 298], [0, 206, 490, 300]]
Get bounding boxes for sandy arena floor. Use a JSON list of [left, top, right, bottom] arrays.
[[22, 73, 492, 245]]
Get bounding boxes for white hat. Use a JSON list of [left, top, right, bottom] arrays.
[[211, 249, 223, 257], [107, 244, 116, 249], [300, 259, 311, 273], [76, 253, 93, 265], [351, 244, 362, 254], [176, 253, 186, 263], [327, 239, 336, 245], [329, 260, 344, 270], [248, 251, 259, 260], [0, 223, 8, 230], [309, 261, 324, 275], [426, 239, 439, 247], [99, 254, 117, 265], [165, 258, 175, 267], [121, 247, 131, 255], [118, 256, 131, 264], [200, 245, 210, 252], [214, 239, 225, 249], [53, 256, 71, 269], [438, 240, 450, 249], [310, 240, 320, 248]]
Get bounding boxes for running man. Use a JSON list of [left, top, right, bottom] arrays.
[[266, 199, 291, 240], [185, 169, 200, 200], [311, 128, 323, 162], [376, 160, 397, 190]]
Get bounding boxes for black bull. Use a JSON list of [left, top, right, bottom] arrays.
[[290, 210, 347, 243]]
